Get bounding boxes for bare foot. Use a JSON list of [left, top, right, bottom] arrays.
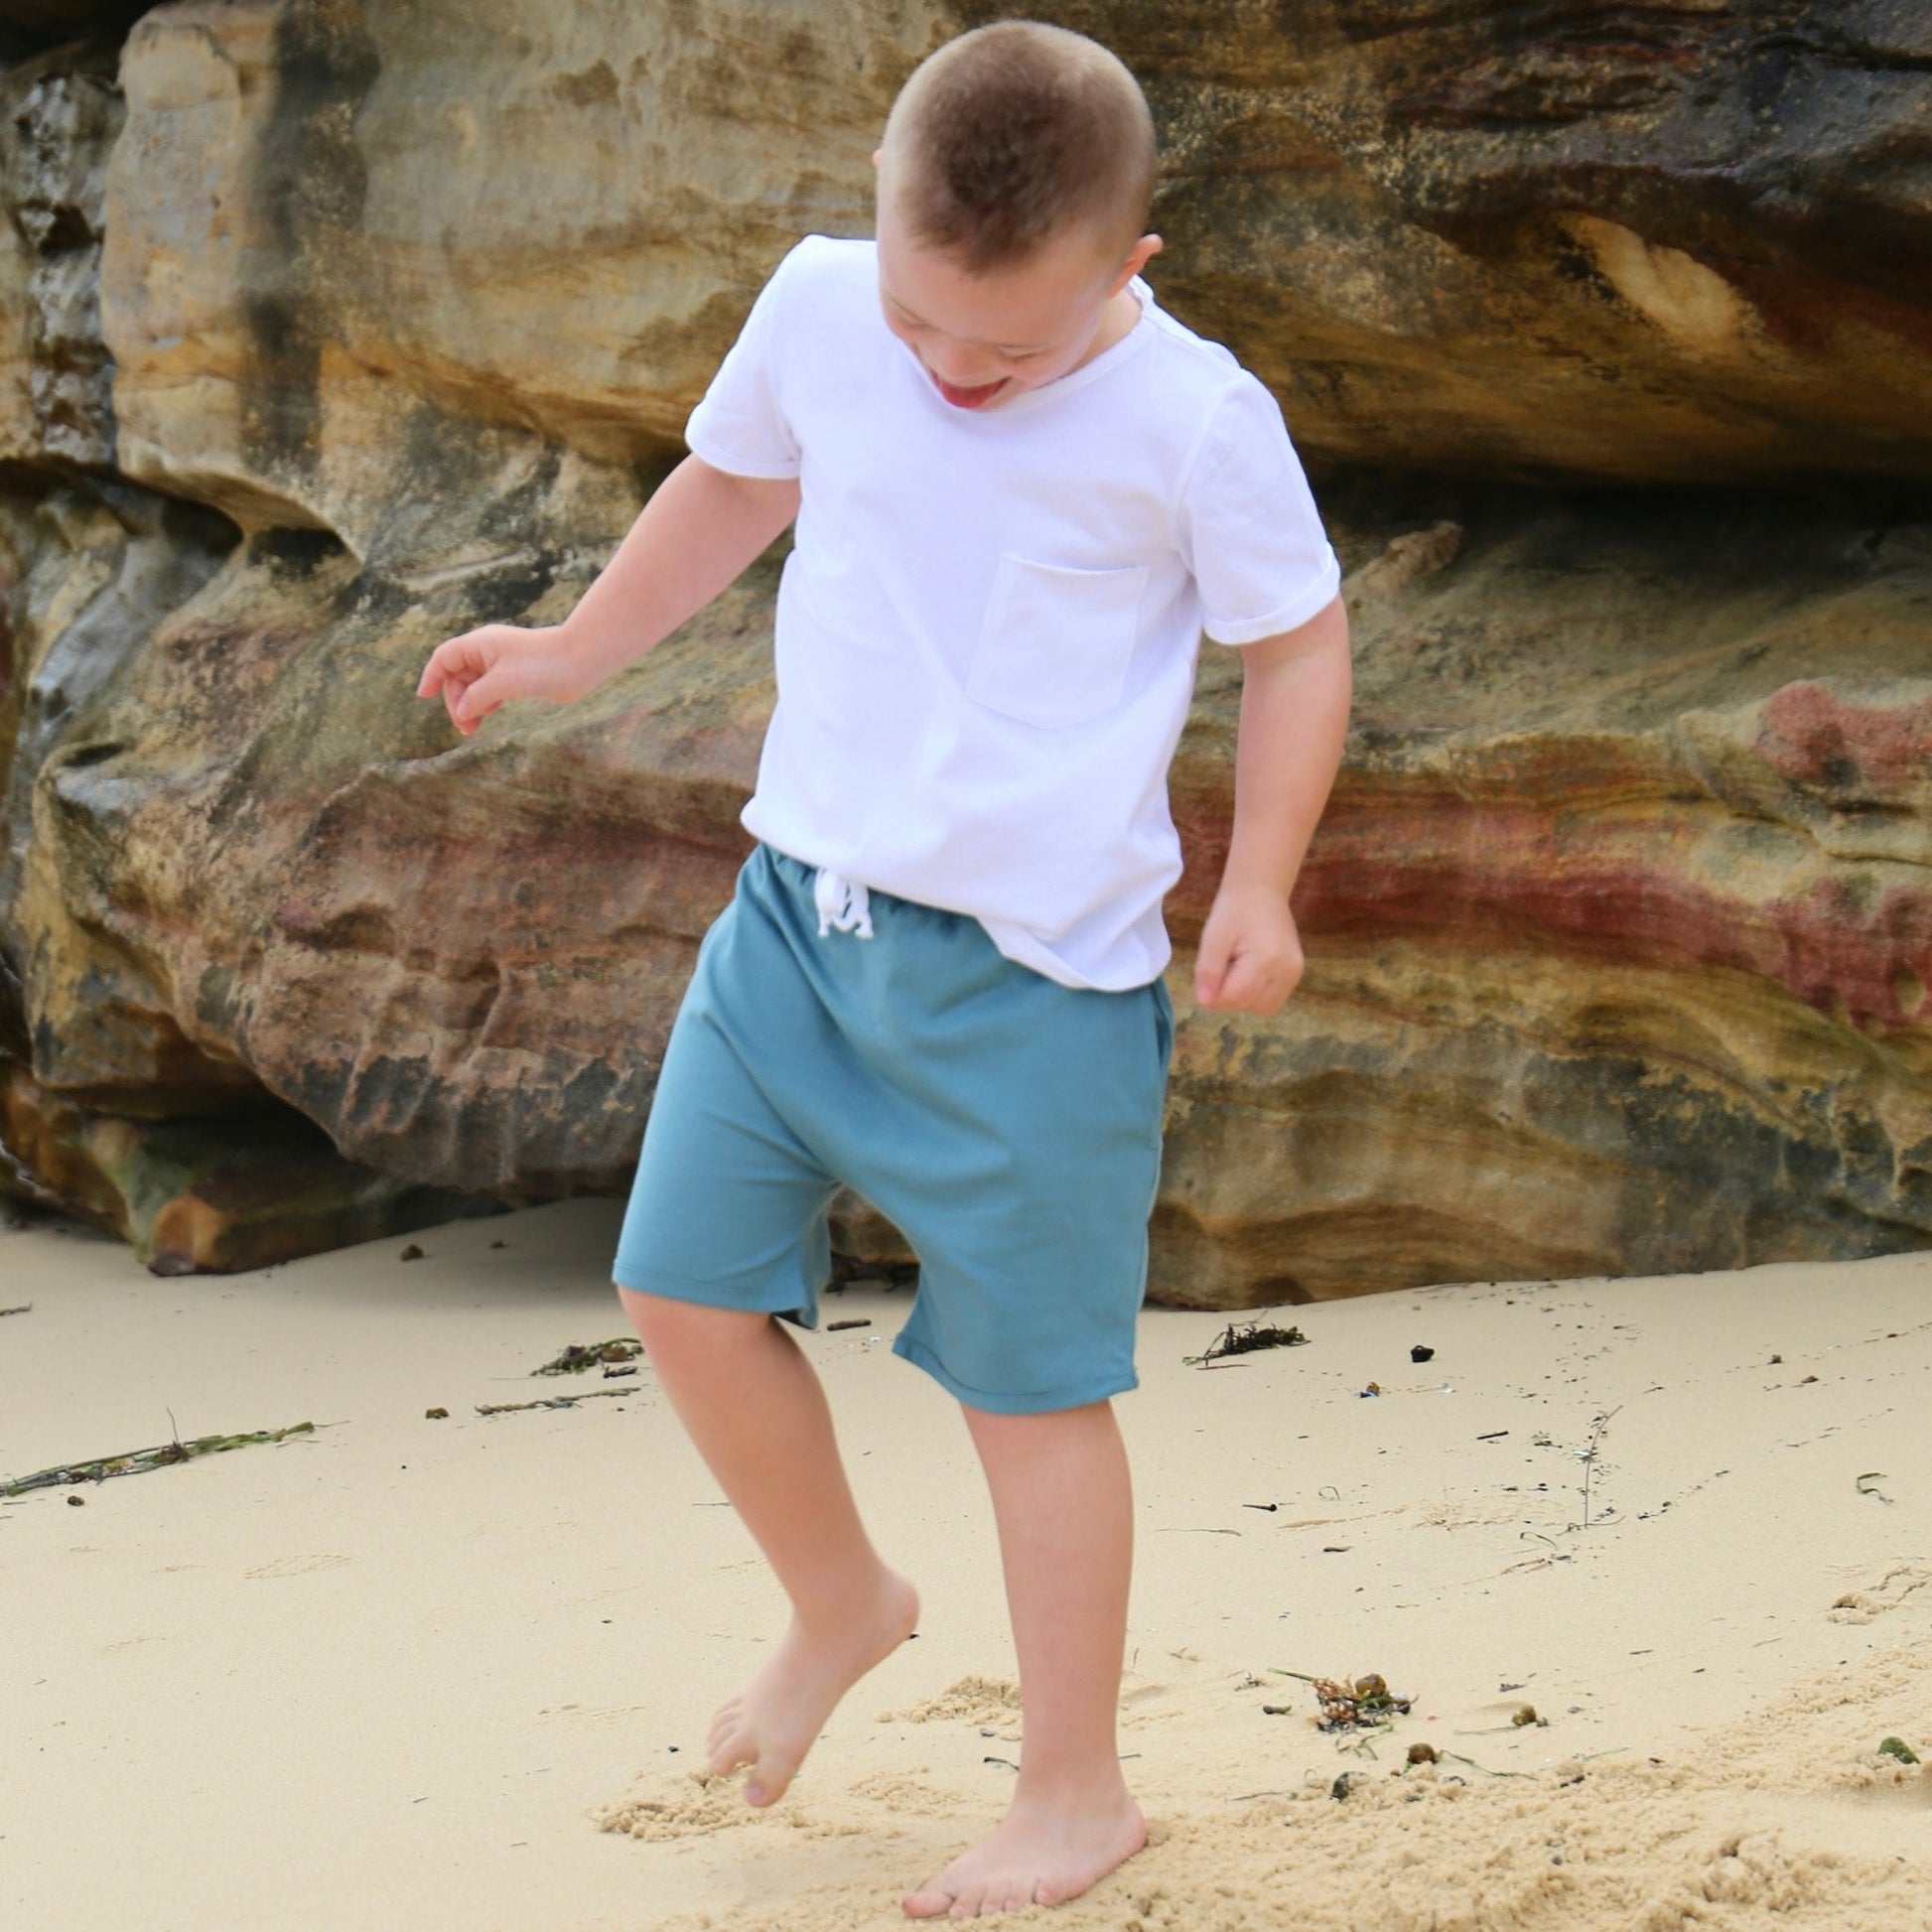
[[707, 1567, 919, 1806], [902, 1783, 1147, 1918]]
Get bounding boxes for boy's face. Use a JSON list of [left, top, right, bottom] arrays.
[[874, 151, 1162, 411]]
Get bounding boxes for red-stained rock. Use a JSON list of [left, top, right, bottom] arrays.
[[7, 472, 1929, 1295]]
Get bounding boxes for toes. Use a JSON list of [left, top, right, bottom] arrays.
[[923, 1873, 1044, 1919], [743, 1745, 799, 1808], [901, 1886, 958, 1921]]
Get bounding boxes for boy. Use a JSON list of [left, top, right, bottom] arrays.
[[418, 22, 1349, 1919]]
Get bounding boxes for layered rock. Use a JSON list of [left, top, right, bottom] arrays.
[[2, 0, 1929, 1293], [102, 0, 923, 550], [10, 465, 1927, 1294], [100, 0, 1932, 524], [1155, 482, 1932, 1301], [1126, 0, 1932, 483], [0, 33, 120, 473]]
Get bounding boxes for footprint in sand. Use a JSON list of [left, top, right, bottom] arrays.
[[1828, 1564, 1932, 1624], [244, 1554, 350, 1581], [849, 1768, 952, 1816], [538, 1700, 653, 1725], [592, 1770, 864, 1842]]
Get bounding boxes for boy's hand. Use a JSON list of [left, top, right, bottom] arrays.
[[415, 622, 586, 736], [1193, 881, 1305, 1017]]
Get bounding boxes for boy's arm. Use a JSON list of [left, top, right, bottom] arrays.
[[1194, 593, 1351, 1016], [417, 455, 799, 734]]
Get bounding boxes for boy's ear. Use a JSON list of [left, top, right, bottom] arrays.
[[1111, 233, 1163, 293], [872, 146, 883, 170]]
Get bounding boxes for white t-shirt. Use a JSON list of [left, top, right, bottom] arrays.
[[684, 235, 1340, 991]]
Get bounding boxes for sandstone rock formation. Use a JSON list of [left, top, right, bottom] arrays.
[[1128, 0, 1932, 483], [1, 1, 1928, 1294]]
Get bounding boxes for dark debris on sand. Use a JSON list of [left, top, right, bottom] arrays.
[[1185, 1319, 1310, 1367]]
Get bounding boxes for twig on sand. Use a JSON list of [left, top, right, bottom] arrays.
[[477, 1388, 637, 1417], [1580, 1406, 1620, 1528], [0, 1304, 31, 1317], [2, 1422, 317, 1496], [1417, 1748, 1530, 1780]]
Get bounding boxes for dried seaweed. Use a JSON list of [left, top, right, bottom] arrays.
[[1271, 1669, 1415, 1730], [1185, 1320, 1309, 1367], [532, 1338, 643, 1377], [3, 1422, 316, 1496]]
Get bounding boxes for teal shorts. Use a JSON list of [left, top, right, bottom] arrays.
[[614, 844, 1173, 1414]]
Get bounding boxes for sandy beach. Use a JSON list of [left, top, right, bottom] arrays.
[[3, 1201, 1927, 1929]]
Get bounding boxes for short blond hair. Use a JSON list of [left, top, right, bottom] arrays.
[[882, 22, 1155, 272]]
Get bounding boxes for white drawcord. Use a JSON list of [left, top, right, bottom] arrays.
[[813, 867, 874, 939]]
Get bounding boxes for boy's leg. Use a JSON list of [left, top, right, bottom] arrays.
[[620, 1288, 919, 1805], [904, 1398, 1145, 1920]]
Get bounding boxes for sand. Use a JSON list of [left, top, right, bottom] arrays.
[[3, 1200, 1927, 1929]]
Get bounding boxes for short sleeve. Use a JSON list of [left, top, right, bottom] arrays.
[[683, 243, 807, 480], [1176, 374, 1341, 645]]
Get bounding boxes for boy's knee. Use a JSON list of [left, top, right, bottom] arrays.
[[616, 1285, 769, 1357], [962, 1395, 1114, 1438]]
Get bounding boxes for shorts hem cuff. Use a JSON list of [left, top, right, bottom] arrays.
[[892, 1334, 1136, 1415], [613, 1265, 816, 1328]]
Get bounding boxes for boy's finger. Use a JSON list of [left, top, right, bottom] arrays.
[[454, 669, 507, 726], [1218, 951, 1263, 1011], [1193, 935, 1229, 1007], [418, 637, 472, 699]]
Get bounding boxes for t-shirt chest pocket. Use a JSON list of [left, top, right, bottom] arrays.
[[966, 553, 1151, 731]]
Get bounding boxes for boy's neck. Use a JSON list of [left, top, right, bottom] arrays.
[[1072, 282, 1145, 375]]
